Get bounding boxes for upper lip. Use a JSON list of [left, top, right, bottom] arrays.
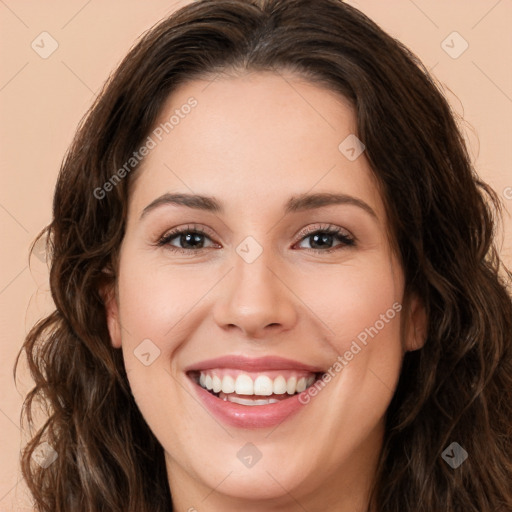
[[184, 355, 325, 373]]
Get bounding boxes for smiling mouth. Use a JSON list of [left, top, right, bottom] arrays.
[[188, 369, 324, 406]]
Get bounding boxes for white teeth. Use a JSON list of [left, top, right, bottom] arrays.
[[212, 375, 222, 393], [296, 377, 307, 393], [221, 375, 235, 394], [235, 374, 254, 395], [197, 371, 320, 397], [272, 375, 287, 394], [253, 375, 274, 396], [286, 376, 297, 395], [226, 395, 280, 406]]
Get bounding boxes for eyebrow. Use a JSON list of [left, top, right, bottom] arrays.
[[139, 192, 377, 220]]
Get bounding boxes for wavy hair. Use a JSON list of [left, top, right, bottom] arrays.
[[15, 0, 512, 510]]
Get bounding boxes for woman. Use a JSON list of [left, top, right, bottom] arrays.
[[15, 0, 512, 510]]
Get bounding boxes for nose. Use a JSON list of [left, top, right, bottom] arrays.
[[212, 247, 298, 339]]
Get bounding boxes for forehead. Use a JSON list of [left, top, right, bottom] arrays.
[[128, 71, 386, 223]]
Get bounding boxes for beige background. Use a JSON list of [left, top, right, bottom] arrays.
[[1, 1, 511, 509]]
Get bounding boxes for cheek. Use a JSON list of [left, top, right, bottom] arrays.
[[296, 254, 405, 405], [117, 257, 213, 344], [114, 259, 202, 450], [300, 256, 402, 349]]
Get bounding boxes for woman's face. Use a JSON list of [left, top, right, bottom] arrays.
[[105, 71, 425, 511]]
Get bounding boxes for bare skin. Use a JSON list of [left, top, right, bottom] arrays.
[[104, 71, 426, 512]]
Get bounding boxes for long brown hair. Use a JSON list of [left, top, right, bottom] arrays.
[[15, 1, 512, 510]]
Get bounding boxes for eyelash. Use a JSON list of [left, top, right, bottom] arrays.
[[156, 223, 356, 255]]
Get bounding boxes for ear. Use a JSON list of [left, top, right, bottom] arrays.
[[404, 294, 427, 352], [100, 281, 122, 349]]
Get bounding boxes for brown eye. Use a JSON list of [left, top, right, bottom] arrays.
[[295, 226, 355, 253], [157, 226, 219, 253]]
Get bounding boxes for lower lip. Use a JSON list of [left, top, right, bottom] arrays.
[[191, 378, 313, 429]]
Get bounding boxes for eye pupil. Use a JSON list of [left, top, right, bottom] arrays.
[[310, 233, 333, 249], [181, 233, 204, 248]]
